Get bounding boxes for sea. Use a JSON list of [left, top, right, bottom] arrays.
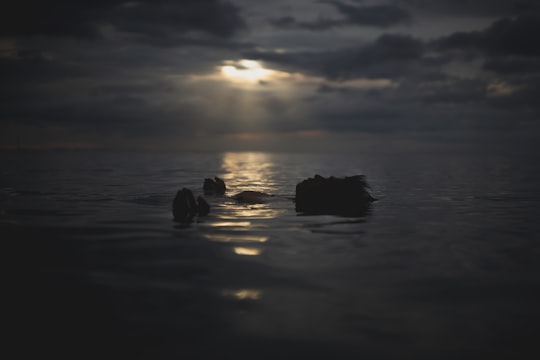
[[2, 149, 540, 359]]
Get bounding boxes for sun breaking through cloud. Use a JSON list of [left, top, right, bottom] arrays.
[[221, 59, 274, 83]]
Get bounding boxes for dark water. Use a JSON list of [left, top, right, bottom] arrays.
[[2, 150, 540, 359]]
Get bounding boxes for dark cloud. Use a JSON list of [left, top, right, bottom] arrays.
[[1, 81, 201, 139], [1, 1, 105, 38], [122, 33, 253, 49], [483, 57, 540, 74], [400, 0, 540, 17], [326, 34, 425, 79], [111, 1, 247, 40], [308, 76, 532, 137], [318, 107, 405, 133], [434, 16, 540, 57], [1, 0, 246, 44], [416, 79, 488, 105], [249, 10, 540, 139], [431, 15, 540, 110], [0, 51, 86, 86], [270, 1, 411, 30], [487, 76, 540, 110], [246, 33, 424, 80], [324, 1, 412, 27], [270, 16, 340, 31]]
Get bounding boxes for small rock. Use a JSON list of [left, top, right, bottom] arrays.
[[197, 196, 210, 216], [173, 188, 197, 222], [203, 176, 226, 195], [232, 191, 272, 204]]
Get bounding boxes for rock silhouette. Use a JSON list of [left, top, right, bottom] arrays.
[[196, 196, 210, 216], [174, 175, 376, 223], [173, 188, 210, 222], [203, 176, 226, 195], [295, 174, 376, 216]]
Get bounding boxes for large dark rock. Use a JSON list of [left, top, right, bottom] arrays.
[[173, 188, 210, 222], [295, 175, 376, 216], [203, 176, 226, 195]]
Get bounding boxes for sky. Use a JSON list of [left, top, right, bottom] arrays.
[[1, 0, 540, 152]]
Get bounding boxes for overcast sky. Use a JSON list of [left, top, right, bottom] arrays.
[[1, 0, 539, 152]]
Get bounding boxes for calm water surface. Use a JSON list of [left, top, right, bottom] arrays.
[[2, 150, 540, 359]]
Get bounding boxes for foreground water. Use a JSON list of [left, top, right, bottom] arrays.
[[2, 150, 540, 359]]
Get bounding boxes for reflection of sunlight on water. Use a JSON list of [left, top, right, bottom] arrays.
[[210, 221, 252, 227], [234, 247, 263, 256], [203, 152, 281, 263], [204, 234, 269, 243], [221, 289, 263, 301], [218, 205, 285, 219], [221, 152, 278, 194]]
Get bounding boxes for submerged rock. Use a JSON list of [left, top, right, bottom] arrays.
[[232, 191, 272, 204], [173, 188, 210, 222], [295, 174, 376, 216], [203, 176, 226, 195]]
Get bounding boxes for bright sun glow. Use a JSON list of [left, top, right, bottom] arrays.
[[221, 59, 273, 83]]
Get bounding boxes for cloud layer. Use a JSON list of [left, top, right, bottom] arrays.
[[1, 1, 539, 152], [271, 1, 411, 30], [1, 1, 246, 40]]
